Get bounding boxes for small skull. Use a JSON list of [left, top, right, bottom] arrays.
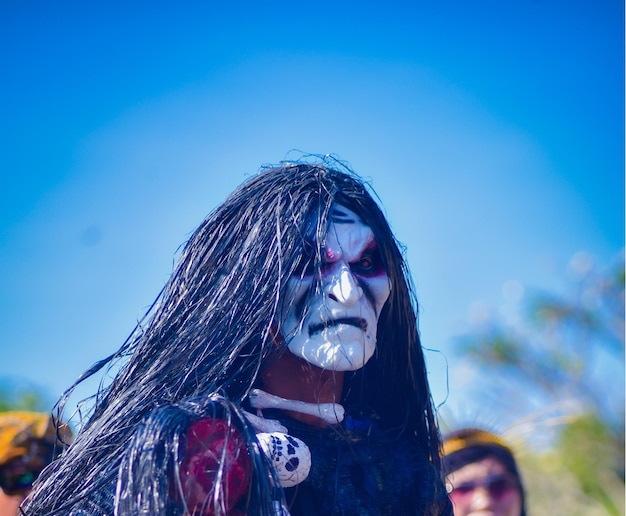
[[256, 432, 311, 488]]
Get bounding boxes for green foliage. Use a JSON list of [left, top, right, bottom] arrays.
[[519, 449, 624, 516], [557, 412, 624, 515], [0, 381, 50, 413]]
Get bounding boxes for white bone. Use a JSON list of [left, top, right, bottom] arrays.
[[241, 409, 288, 433], [248, 388, 345, 425]]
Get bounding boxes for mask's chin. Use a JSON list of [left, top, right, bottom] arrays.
[[287, 333, 376, 371]]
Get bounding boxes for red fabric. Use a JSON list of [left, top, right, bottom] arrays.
[[179, 418, 251, 515]]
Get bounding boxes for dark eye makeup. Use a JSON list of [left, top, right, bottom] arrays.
[[350, 248, 383, 276], [292, 243, 384, 278]]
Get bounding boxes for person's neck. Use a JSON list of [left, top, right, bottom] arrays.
[[260, 350, 344, 428]]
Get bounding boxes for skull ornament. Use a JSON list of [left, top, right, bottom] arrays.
[[256, 432, 312, 488]]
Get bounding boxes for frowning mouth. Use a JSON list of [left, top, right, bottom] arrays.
[[308, 317, 368, 337]]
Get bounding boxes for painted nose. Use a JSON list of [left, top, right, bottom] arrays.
[[326, 266, 363, 305]]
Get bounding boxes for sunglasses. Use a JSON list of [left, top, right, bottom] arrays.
[[0, 466, 38, 496], [0, 451, 52, 496], [446, 474, 518, 503]]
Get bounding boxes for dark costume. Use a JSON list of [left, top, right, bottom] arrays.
[[274, 412, 446, 515], [24, 161, 452, 515]]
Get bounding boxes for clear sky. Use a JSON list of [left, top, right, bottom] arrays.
[[1, 1, 623, 426]]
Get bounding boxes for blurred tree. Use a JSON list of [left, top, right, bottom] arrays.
[[0, 379, 50, 412], [455, 250, 624, 515]]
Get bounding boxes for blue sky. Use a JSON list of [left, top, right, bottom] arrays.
[[1, 1, 623, 428]]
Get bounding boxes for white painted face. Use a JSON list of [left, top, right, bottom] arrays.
[[282, 204, 392, 371]]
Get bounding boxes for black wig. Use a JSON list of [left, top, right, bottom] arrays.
[[24, 161, 449, 515]]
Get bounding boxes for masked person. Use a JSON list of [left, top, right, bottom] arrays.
[[442, 428, 526, 516], [24, 161, 452, 515], [0, 412, 70, 516]]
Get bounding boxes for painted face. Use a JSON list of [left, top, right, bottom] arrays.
[[282, 204, 391, 371], [446, 456, 523, 516]]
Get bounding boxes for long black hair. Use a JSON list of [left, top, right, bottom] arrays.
[[25, 161, 444, 515]]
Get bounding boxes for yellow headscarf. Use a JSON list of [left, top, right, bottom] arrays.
[[0, 411, 69, 465], [442, 427, 512, 457]]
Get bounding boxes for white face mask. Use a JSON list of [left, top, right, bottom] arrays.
[[282, 204, 391, 371]]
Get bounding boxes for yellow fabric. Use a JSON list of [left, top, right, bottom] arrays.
[[0, 412, 57, 465], [443, 428, 512, 457]]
